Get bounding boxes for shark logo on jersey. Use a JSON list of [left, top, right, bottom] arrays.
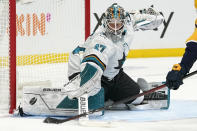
[[114, 52, 126, 69]]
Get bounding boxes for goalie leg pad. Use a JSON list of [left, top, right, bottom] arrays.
[[135, 78, 170, 110], [21, 84, 104, 116], [105, 78, 170, 111]]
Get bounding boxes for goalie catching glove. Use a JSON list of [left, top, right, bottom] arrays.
[[166, 64, 187, 90], [64, 62, 103, 99], [130, 6, 164, 30]]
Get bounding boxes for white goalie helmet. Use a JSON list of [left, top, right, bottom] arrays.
[[103, 3, 129, 35]]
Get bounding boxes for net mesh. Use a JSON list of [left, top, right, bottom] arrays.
[[0, 0, 10, 111], [0, 0, 85, 114]]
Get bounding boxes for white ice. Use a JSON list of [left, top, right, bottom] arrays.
[[1, 57, 197, 131]]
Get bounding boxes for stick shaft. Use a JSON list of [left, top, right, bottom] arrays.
[[44, 70, 197, 124]]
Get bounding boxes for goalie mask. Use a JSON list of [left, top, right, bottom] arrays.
[[103, 3, 128, 36]]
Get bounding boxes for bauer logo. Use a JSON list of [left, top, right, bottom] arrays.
[[29, 97, 37, 105], [43, 88, 61, 92], [79, 97, 87, 114], [16, 13, 51, 36]]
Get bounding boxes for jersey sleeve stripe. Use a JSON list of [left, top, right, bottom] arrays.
[[82, 54, 106, 71], [72, 46, 86, 54]]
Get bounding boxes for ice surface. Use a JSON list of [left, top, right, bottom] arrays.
[[94, 100, 197, 122], [0, 57, 197, 131]]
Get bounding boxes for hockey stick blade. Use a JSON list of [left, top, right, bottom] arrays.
[[43, 108, 104, 124], [43, 70, 197, 124], [43, 117, 65, 124]]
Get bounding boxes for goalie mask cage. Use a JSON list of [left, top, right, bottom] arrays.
[[0, 0, 90, 114]]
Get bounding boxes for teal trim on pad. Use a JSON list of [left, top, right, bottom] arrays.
[[161, 82, 170, 110], [56, 88, 104, 112]]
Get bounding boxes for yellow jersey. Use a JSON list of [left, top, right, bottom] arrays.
[[186, 19, 197, 43], [185, 0, 197, 43]]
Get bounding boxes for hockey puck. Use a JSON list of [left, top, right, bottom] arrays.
[[29, 97, 37, 105]]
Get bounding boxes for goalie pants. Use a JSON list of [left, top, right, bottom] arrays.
[[101, 68, 140, 104]]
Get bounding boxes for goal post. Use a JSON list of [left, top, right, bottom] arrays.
[[0, 0, 91, 114], [9, 0, 16, 114], [0, 0, 16, 114]]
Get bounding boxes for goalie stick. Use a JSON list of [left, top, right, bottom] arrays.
[[43, 70, 197, 124]]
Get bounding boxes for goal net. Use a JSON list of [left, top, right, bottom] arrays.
[[0, 0, 88, 114]]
